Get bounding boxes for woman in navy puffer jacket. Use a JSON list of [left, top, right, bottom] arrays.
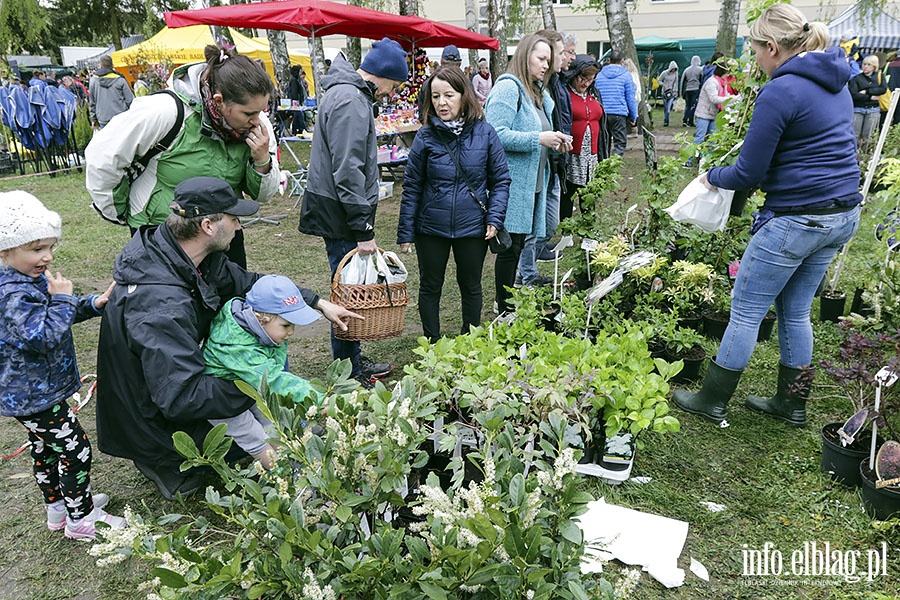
[[399, 67, 511, 342]]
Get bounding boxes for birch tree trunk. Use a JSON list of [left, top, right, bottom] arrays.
[[346, 0, 362, 68], [465, 0, 479, 68], [267, 29, 291, 96], [309, 36, 326, 99], [488, 0, 508, 76], [398, 0, 419, 15], [715, 0, 741, 58], [604, 0, 651, 127], [539, 0, 556, 30]]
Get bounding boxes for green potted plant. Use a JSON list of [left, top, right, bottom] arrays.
[[664, 260, 717, 328], [87, 364, 615, 597], [662, 325, 707, 383], [818, 324, 900, 487]]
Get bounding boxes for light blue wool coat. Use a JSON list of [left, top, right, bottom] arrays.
[[484, 74, 555, 236]]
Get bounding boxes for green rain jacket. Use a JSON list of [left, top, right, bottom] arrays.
[[203, 298, 319, 406]]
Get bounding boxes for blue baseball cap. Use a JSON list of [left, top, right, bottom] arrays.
[[246, 275, 321, 326]]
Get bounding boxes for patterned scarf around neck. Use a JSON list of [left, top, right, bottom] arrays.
[[445, 118, 465, 136], [201, 79, 247, 142]]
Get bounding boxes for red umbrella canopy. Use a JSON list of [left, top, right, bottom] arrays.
[[164, 0, 499, 50]]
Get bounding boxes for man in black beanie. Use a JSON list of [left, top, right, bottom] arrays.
[[299, 37, 409, 388]]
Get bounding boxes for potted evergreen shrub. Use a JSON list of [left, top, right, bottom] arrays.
[[818, 325, 900, 486]]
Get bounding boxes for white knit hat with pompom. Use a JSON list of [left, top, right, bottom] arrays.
[[0, 191, 62, 251]]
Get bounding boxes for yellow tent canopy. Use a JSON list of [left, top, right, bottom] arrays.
[[110, 25, 314, 94]]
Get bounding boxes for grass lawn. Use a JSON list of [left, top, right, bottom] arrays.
[[0, 111, 899, 599]]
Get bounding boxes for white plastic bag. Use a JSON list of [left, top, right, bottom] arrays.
[[340, 253, 380, 284], [340, 250, 408, 284], [380, 251, 408, 284], [664, 176, 734, 234]]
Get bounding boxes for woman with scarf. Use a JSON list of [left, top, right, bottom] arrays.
[[86, 44, 280, 267], [560, 55, 609, 220], [398, 67, 510, 342]]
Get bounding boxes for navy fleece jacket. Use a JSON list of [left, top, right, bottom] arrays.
[[707, 47, 860, 210]]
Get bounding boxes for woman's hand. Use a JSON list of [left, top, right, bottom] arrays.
[[246, 124, 271, 170], [485, 225, 497, 240], [699, 173, 717, 191], [539, 131, 573, 152], [400, 243, 413, 254]]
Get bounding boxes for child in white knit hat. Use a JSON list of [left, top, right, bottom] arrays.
[[0, 191, 125, 541]]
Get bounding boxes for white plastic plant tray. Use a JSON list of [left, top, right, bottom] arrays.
[[575, 459, 633, 485]]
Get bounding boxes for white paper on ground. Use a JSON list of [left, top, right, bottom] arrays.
[[576, 498, 689, 588], [699, 501, 726, 513], [690, 557, 710, 581], [630, 476, 653, 484]]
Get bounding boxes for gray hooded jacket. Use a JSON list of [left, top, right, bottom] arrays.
[[89, 68, 134, 125], [299, 55, 379, 241], [681, 56, 703, 92]]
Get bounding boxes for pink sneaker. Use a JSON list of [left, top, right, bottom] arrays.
[[64, 506, 126, 541], [47, 493, 109, 531]]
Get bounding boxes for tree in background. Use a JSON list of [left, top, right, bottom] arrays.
[[0, 0, 48, 57], [716, 0, 741, 58], [539, 0, 557, 30]]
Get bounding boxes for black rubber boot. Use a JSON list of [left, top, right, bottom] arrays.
[[672, 360, 743, 424], [745, 364, 808, 427]]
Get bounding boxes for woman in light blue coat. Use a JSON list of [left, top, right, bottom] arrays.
[[484, 33, 572, 313]]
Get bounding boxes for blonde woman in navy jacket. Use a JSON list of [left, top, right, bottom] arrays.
[[484, 33, 573, 314], [673, 4, 861, 428], [399, 68, 511, 342]]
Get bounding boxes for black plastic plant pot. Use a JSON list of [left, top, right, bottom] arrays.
[[860, 459, 900, 520], [702, 311, 729, 341], [730, 189, 751, 217], [665, 346, 706, 384], [677, 315, 703, 332], [819, 292, 847, 323], [850, 287, 875, 318], [757, 311, 776, 342], [820, 422, 870, 487]]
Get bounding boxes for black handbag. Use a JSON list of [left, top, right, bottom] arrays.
[[440, 138, 512, 254]]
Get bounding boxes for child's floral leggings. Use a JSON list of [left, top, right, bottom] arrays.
[[16, 401, 95, 520]]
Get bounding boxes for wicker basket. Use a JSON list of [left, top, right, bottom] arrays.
[[331, 248, 408, 341]]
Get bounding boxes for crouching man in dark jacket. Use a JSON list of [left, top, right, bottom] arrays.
[[96, 176, 360, 499]]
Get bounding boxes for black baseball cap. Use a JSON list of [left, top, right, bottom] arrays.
[[170, 176, 259, 218]]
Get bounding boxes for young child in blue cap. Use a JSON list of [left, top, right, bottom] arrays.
[[203, 274, 322, 469]]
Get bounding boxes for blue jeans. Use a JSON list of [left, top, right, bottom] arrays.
[[324, 238, 362, 377], [716, 206, 860, 371], [663, 95, 676, 124], [694, 118, 716, 145], [518, 177, 560, 282]]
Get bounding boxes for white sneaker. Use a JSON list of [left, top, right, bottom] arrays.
[[47, 493, 108, 531], [64, 506, 126, 541]]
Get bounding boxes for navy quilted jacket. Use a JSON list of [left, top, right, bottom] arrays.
[[0, 266, 101, 417], [398, 117, 511, 243]]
